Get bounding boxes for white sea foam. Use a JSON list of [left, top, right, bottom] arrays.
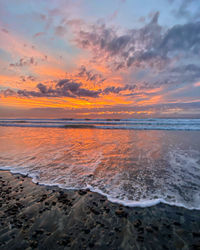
[[1, 165, 200, 210]]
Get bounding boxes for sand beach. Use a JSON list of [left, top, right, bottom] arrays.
[[0, 170, 200, 250]]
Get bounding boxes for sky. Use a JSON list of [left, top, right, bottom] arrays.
[[0, 0, 200, 119]]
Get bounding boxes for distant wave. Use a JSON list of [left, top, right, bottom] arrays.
[[0, 118, 200, 130], [63, 124, 95, 128]]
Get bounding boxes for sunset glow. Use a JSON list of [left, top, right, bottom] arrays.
[[0, 0, 200, 118]]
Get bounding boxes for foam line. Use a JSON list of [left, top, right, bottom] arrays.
[[0, 166, 200, 211]]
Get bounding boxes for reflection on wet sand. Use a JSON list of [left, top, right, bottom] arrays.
[[0, 127, 200, 209]]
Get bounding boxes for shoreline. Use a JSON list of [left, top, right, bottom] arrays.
[[1, 168, 199, 211], [0, 170, 200, 249]]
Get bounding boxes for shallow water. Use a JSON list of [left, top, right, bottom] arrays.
[[0, 125, 200, 209]]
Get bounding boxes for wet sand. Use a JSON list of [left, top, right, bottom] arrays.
[[0, 170, 200, 250]]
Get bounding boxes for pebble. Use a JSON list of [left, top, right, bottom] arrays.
[[78, 190, 87, 196], [84, 229, 90, 234], [146, 226, 153, 233], [115, 209, 127, 218], [134, 219, 142, 228], [193, 232, 200, 237], [29, 240, 38, 248], [137, 235, 144, 242], [90, 207, 100, 215]]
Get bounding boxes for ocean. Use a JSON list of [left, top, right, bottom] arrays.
[[0, 118, 200, 209]]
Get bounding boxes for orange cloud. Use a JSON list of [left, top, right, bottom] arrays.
[[194, 82, 200, 87]]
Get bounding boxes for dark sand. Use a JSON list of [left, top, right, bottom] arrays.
[[0, 171, 200, 250]]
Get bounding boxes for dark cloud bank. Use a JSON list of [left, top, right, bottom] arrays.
[[74, 12, 200, 87], [17, 79, 100, 98], [15, 79, 137, 98]]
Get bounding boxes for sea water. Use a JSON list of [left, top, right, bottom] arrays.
[[0, 118, 200, 209]]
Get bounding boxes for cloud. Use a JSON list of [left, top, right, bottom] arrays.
[[171, 64, 200, 80], [194, 82, 200, 87], [72, 13, 200, 72], [155, 63, 200, 87], [103, 84, 136, 94], [1, 77, 145, 99], [9, 57, 37, 67], [1, 28, 8, 33], [158, 22, 200, 56], [20, 75, 37, 82], [169, 0, 200, 22], [76, 65, 105, 83], [33, 32, 45, 38], [0, 88, 16, 97], [74, 12, 165, 69], [16, 80, 138, 98], [17, 79, 100, 98], [54, 25, 67, 36], [171, 64, 200, 73]]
